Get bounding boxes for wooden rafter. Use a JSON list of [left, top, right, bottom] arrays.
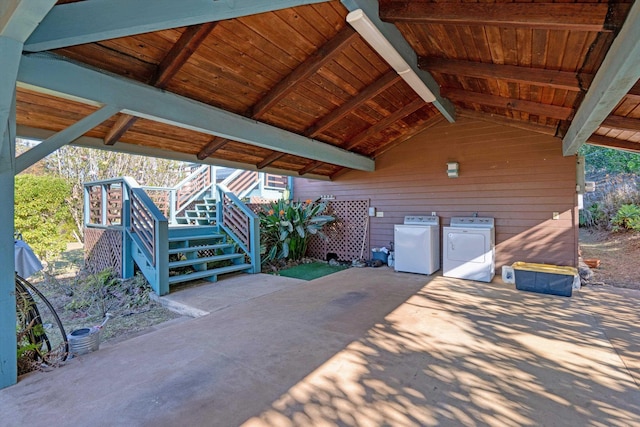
[[104, 22, 216, 145], [457, 109, 557, 137], [298, 160, 323, 175], [419, 57, 593, 92], [587, 135, 640, 153], [250, 26, 358, 119], [626, 81, 640, 101], [372, 113, 443, 158], [344, 98, 426, 151], [600, 115, 640, 132], [380, 2, 612, 32], [441, 88, 574, 121], [305, 71, 401, 138], [153, 22, 217, 89], [197, 137, 228, 160], [257, 151, 286, 169]]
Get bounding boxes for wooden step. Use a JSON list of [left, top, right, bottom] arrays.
[[169, 253, 243, 269], [168, 263, 253, 285], [168, 233, 225, 243], [168, 243, 234, 255]]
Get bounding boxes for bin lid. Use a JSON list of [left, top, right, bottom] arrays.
[[512, 262, 577, 276]]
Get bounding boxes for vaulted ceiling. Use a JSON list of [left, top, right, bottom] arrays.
[[12, 0, 640, 180]]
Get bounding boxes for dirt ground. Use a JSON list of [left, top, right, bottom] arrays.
[[579, 228, 640, 290]]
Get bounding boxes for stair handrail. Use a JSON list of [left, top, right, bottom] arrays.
[[220, 169, 260, 199], [84, 176, 169, 295], [173, 165, 214, 218], [216, 184, 260, 273]]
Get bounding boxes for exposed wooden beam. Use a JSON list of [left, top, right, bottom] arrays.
[[625, 81, 640, 101], [19, 54, 374, 171], [305, 71, 401, 137], [457, 109, 558, 137], [103, 22, 215, 145], [251, 27, 358, 119], [257, 151, 286, 169], [153, 22, 216, 89], [298, 160, 323, 175], [197, 137, 228, 160], [340, 0, 456, 122], [587, 134, 640, 153], [17, 125, 331, 181], [380, 2, 612, 32], [372, 113, 444, 158], [24, 0, 332, 52], [104, 114, 139, 146], [563, 1, 640, 155], [600, 115, 640, 132], [442, 88, 574, 121], [419, 57, 593, 92], [344, 97, 426, 150], [16, 105, 120, 173]]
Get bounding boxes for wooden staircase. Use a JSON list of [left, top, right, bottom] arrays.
[[167, 225, 252, 286], [175, 197, 217, 225]]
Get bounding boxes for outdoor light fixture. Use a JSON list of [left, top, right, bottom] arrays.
[[346, 9, 436, 103], [447, 162, 459, 178]]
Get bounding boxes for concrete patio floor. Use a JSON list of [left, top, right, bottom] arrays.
[[1, 267, 639, 426]]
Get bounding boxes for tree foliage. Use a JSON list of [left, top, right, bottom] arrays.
[[580, 145, 640, 175], [39, 144, 188, 240], [15, 174, 74, 260]]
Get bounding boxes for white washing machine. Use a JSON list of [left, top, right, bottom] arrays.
[[443, 217, 495, 282], [394, 216, 440, 275]]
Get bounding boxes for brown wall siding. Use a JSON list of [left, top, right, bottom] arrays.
[[294, 117, 578, 269]]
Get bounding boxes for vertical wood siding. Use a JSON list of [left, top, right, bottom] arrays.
[[294, 117, 578, 269]]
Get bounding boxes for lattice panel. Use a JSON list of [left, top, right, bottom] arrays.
[[307, 200, 369, 261], [84, 227, 123, 276]]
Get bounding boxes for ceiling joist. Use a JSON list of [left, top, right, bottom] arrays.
[[600, 115, 640, 133], [18, 54, 374, 171], [457, 109, 557, 137], [197, 137, 228, 160], [380, 2, 612, 32], [250, 26, 358, 119], [24, 0, 332, 52], [419, 57, 592, 92], [103, 22, 216, 145], [257, 151, 286, 170], [587, 135, 640, 153], [441, 88, 574, 121]]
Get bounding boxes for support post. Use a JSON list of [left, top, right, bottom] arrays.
[[0, 36, 21, 390]]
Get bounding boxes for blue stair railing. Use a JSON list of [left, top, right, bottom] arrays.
[[84, 177, 261, 296]]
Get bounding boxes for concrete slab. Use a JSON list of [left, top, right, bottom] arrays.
[[1, 268, 639, 426]]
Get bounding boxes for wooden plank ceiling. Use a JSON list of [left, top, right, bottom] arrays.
[[15, 0, 640, 180]]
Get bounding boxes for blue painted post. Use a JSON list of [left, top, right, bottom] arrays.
[[121, 180, 134, 279], [249, 214, 261, 274], [0, 36, 21, 390], [155, 219, 169, 295]]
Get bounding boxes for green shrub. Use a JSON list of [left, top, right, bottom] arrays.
[[611, 204, 640, 231], [580, 203, 606, 228], [15, 174, 75, 260], [259, 198, 334, 265]]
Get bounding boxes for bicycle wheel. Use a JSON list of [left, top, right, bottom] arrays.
[[16, 274, 69, 365]]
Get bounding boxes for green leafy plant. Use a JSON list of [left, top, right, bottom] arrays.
[[580, 203, 606, 228], [611, 204, 640, 231], [259, 198, 334, 265], [15, 174, 75, 261]]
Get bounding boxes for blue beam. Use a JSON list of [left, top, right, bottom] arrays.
[[340, 0, 455, 122], [24, 0, 331, 52], [17, 125, 332, 182], [562, 0, 640, 155], [0, 0, 56, 42], [18, 54, 374, 172], [15, 105, 119, 173]]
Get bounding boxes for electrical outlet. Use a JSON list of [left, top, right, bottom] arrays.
[[376, 211, 384, 217], [552, 212, 560, 220]]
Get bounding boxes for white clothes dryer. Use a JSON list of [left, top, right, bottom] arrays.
[[443, 217, 495, 282], [394, 215, 440, 275]]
